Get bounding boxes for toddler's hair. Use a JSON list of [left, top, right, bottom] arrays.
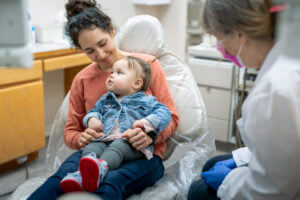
[[126, 56, 153, 91]]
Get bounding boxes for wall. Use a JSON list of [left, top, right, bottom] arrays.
[[100, 0, 188, 58], [29, 0, 188, 58], [28, 0, 66, 25]]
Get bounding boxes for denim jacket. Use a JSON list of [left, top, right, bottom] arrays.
[[83, 91, 171, 147]]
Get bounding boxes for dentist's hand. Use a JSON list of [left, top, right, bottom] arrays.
[[201, 158, 236, 191], [214, 158, 237, 169]]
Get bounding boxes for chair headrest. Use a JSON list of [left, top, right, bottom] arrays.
[[116, 15, 168, 58]]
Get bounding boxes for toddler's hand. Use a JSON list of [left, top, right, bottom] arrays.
[[88, 117, 104, 132], [132, 119, 145, 129]]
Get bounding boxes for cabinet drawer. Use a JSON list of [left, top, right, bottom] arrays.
[[208, 117, 229, 142], [0, 60, 42, 86], [0, 81, 45, 164], [189, 58, 233, 89], [199, 86, 231, 120], [43, 53, 92, 71]]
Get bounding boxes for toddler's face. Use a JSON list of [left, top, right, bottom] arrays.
[[106, 59, 138, 97]]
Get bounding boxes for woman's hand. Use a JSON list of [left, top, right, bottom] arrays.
[[122, 128, 153, 150], [79, 128, 104, 148]]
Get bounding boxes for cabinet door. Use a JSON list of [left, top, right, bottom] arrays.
[[208, 117, 229, 142], [198, 86, 231, 120], [0, 81, 45, 164], [43, 53, 91, 71], [188, 58, 234, 89]]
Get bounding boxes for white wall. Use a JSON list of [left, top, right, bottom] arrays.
[[99, 0, 188, 58], [29, 0, 188, 58], [28, 0, 67, 25]]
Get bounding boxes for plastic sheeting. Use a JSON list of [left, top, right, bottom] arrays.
[[11, 15, 215, 200], [116, 15, 211, 160]]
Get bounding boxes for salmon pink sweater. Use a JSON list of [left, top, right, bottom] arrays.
[[64, 53, 179, 158]]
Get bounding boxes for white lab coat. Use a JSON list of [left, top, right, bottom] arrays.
[[217, 43, 300, 200]]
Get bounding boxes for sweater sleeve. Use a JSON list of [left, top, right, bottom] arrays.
[[147, 58, 179, 144], [82, 97, 105, 128], [64, 76, 86, 150]]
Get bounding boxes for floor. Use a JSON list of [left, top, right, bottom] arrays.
[[0, 138, 48, 200], [0, 139, 236, 200]]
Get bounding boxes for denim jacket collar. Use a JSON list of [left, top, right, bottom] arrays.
[[106, 91, 146, 102]]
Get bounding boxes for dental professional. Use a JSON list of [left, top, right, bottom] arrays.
[[28, 0, 179, 199], [188, 0, 300, 200]]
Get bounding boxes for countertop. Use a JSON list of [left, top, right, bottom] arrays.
[[32, 39, 71, 53]]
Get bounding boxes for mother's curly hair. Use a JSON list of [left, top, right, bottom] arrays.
[[65, 0, 112, 47]]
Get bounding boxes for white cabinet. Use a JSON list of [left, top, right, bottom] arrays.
[[188, 56, 235, 142], [198, 86, 231, 120], [208, 118, 229, 142], [188, 58, 233, 89]]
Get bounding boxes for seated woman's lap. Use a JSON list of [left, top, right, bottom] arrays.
[[28, 150, 82, 200], [96, 155, 164, 200], [28, 150, 164, 200]]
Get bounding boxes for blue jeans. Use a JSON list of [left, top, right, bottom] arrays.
[[28, 150, 164, 200], [187, 154, 233, 200]]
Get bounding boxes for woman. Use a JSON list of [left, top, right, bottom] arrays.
[[28, 0, 178, 199], [188, 0, 300, 200]]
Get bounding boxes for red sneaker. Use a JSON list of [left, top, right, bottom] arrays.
[[60, 171, 83, 193], [79, 152, 108, 192]]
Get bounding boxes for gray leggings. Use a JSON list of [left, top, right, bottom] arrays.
[[82, 139, 144, 170]]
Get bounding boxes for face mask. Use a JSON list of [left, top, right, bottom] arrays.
[[217, 41, 246, 68]]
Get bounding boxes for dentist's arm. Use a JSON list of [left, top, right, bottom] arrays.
[[217, 88, 300, 200]]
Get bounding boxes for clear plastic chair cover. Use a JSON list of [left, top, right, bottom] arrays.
[[11, 15, 215, 200]]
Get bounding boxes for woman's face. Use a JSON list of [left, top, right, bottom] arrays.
[[214, 31, 259, 68], [78, 27, 118, 71]]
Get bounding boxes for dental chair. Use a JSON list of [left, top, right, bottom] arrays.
[[11, 15, 215, 200]]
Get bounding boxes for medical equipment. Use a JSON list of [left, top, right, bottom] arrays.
[[0, 0, 33, 68], [188, 36, 236, 143], [278, 0, 300, 58], [187, 0, 205, 46], [11, 15, 215, 200]]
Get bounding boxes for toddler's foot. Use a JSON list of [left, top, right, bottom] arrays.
[[79, 152, 108, 192], [60, 171, 83, 193]]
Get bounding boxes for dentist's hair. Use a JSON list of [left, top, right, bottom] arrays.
[[65, 0, 112, 48], [202, 0, 286, 40]]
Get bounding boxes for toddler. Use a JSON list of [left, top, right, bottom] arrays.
[[60, 56, 171, 193]]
